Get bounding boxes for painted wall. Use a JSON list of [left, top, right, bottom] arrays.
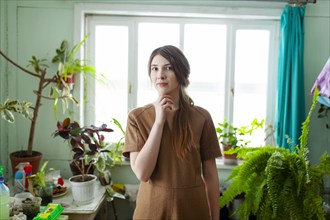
[[0, 0, 329, 218]]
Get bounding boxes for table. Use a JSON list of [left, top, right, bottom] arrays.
[[53, 180, 107, 220]]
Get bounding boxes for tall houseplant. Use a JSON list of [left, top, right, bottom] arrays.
[[0, 36, 98, 174], [0, 99, 31, 123], [220, 89, 330, 220]]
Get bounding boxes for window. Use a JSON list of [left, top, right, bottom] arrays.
[[79, 5, 280, 145]]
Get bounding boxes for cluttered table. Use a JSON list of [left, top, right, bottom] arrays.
[[9, 180, 107, 220], [53, 180, 107, 220]]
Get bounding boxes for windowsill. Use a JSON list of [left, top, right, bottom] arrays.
[[216, 157, 242, 170], [118, 157, 242, 170]]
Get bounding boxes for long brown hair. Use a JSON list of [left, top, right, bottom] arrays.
[[148, 45, 195, 159]]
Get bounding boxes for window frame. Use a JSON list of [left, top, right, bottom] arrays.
[[74, 3, 281, 145]]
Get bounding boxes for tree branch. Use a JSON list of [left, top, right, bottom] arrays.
[[0, 50, 40, 78]]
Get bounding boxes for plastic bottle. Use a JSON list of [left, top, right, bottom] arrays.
[[0, 165, 10, 220], [24, 164, 33, 189], [14, 162, 29, 194]]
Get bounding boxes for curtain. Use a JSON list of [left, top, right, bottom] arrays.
[[275, 5, 306, 151]]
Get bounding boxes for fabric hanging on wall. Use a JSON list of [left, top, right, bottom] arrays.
[[310, 57, 330, 107], [275, 5, 306, 151]]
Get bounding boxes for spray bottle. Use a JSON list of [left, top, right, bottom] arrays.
[[0, 165, 10, 220], [24, 164, 33, 190], [14, 162, 29, 194]]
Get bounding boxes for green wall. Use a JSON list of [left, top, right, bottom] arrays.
[[0, 1, 329, 218]]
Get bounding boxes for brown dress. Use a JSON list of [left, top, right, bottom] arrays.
[[123, 104, 221, 220]]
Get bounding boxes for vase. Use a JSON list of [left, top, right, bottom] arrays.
[[39, 183, 53, 206], [69, 174, 96, 204]]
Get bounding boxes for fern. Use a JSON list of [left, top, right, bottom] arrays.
[[220, 87, 330, 219]]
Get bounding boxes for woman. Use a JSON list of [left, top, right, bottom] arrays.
[[123, 45, 221, 220]]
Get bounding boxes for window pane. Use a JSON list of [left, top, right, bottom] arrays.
[[184, 24, 227, 124], [233, 29, 270, 146], [137, 23, 180, 107], [87, 16, 277, 148], [93, 25, 128, 140]]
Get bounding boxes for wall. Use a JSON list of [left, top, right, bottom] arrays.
[[0, 0, 287, 177], [304, 1, 330, 166], [0, 0, 329, 218]]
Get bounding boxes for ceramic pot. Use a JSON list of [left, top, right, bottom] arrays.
[[69, 174, 96, 204], [10, 151, 42, 175]]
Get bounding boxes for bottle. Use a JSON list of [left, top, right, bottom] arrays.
[[0, 165, 10, 220], [24, 164, 33, 190], [14, 162, 29, 194]]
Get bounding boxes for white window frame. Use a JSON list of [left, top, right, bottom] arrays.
[[73, 3, 281, 145]]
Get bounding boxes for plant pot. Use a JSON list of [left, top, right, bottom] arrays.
[[61, 74, 74, 90], [10, 151, 42, 176], [222, 145, 238, 165], [69, 174, 96, 204], [39, 183, 53, 206], [21, 197, 42, 219]]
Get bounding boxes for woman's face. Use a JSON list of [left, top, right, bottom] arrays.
[[150, 54, 180, 97]]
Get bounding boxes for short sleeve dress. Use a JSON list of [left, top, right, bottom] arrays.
[[123, 104, 221, 220]]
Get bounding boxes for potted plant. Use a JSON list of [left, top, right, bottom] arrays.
[[107, 118, 126, 163], [216, 118, 264, 164], [220, 89, 330, 219], [96, 118, 126, 220], [32, 161, 55, 206], [0, 35, 99, 174], [53, 117, 116, 204], [51, 35, 101, 90]]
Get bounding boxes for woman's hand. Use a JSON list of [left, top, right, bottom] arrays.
[[131, 95, 175, 182], [153, 95, 175, 125]]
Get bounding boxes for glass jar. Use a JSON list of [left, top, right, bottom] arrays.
[[39, 183, 53, 206]]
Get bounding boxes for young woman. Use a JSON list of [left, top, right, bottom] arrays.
[[123, 45, 221, 220]]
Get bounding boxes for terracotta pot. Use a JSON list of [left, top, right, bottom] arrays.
[[10, 151, 42, 176], [221, 145, 238, 165]]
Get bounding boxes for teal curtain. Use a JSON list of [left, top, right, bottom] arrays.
[[275, 5, 306, 151]]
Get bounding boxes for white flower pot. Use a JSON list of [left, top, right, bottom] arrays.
[[69, 174, 97, 204]]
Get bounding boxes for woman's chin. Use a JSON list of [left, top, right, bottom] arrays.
[[157, 89, 168, 96]]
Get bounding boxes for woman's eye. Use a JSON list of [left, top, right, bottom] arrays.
[[151, 67, 158, 71], [165, 66, 172, 71]]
